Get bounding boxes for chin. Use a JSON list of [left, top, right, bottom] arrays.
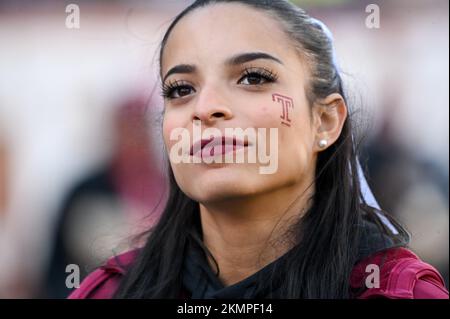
[[180, 166, 261, 203]]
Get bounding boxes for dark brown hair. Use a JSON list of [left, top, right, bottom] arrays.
[[114, 0, 409, 298]]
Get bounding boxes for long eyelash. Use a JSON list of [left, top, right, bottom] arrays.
[[160, 80, 181, 99], [161, 67, 278, 98], [241, 66, 279, 83], [161, 80, 194, 99]]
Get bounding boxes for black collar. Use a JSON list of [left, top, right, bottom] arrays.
[[181, 212, 396, 299]]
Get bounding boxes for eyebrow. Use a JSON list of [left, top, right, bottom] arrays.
[[225, 52, 284, 66], [163, 64, 196, 83], [163, 52, 283, 83]]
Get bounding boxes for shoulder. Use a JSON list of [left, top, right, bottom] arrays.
[[351, 247, 448, 299], [68, 249, 140, 299]]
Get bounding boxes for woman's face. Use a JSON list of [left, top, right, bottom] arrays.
[[161, 3, 320, 204]]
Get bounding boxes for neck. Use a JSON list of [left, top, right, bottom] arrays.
[[199, 180, 314, 287]]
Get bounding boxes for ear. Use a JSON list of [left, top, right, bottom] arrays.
[[312, 93, 348, 152]]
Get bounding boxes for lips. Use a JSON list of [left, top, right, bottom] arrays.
[[190, 136, 249, 158]]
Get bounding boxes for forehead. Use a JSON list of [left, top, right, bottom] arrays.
[[161, 3, 299, 73]]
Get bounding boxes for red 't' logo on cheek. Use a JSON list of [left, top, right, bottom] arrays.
[[272, 93, 294, 127]]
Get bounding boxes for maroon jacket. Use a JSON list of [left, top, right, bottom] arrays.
[[68, 247, 448, 299]]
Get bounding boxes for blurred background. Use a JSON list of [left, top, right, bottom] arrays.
[[0, 0, 448, 298]]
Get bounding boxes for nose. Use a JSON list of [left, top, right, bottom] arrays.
[[192, 86, 233, 125]]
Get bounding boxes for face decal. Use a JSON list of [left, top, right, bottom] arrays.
[[272, 93, 294, 127]]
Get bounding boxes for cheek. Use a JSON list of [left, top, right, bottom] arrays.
[[162, 112, 183, 149], [269, 93, 315, 171], [284, 105, 314, 156], [246, 98, 287, 128], [161, 118, 171, 148], [265, 92, 309, 129], [271, 93, 296, 127], [162, 120, 177, 155], [246, 92, 313, 144]]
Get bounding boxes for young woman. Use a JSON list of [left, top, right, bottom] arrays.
[[69, 0, 448, 299]]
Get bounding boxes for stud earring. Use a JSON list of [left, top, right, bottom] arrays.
[[318, 139, 328, 149]]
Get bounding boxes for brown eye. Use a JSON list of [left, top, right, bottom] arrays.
[[176, 86, 193, 97], [243, 73, 265, 85], [162, 81, 196, 100], [238, 68, 278, 86]]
